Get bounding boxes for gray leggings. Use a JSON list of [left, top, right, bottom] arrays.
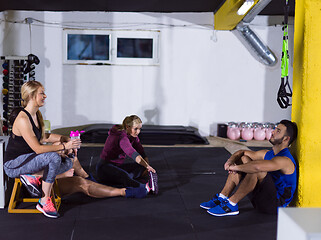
[[4, 152, 73, 183]]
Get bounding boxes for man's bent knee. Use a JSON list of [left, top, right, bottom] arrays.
[[240, 155, 252, 164], [257, 172, 268, 183]]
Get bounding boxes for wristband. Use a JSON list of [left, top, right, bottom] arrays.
[[61, 143, 65, 151]]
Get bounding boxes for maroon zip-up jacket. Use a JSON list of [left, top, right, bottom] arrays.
[[100, 125, 146, 165]]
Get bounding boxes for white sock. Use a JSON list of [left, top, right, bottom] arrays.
[[219, 193, 227, 199], [227, 198, 237, 206]]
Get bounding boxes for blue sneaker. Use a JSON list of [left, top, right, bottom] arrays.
[[200, 194, 223, 210], [125, 187, 147, 199], [207, 199, 239, 216]]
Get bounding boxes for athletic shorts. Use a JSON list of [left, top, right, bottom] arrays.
[[247, 173, 280, 215]]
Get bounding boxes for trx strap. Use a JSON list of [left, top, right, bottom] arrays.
[[277, 0, 292, 109]]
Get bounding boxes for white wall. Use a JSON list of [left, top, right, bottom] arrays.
[[0, 11, 293, 136]]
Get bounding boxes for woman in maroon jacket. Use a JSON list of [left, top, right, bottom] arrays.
[[97, 115, 158, 194]]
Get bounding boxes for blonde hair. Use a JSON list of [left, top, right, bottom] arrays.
[[21, 81, 45, 139], [117, 115, 142, 131]]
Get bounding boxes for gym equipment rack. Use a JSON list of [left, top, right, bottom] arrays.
[[1, 55, 37, 135]]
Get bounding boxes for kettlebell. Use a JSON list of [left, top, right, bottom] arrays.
[[254, 123, 266, 141], [227, 122, 240, 140], [264, 122, 274, 140], [241, 123, 253, 140]]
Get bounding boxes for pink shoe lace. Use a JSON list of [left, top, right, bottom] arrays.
[[42, 197, 57, 213], [26, 175, 41, 187]]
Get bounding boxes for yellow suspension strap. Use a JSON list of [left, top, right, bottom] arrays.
[[277, 0, 292, 109]]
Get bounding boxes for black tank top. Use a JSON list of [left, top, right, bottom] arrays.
[[4, 109, 42, 163]]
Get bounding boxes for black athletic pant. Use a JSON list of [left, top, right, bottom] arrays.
[[96, 158, 146, 188]]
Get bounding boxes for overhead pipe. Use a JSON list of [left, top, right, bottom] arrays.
[[233, 0, 277, 66]]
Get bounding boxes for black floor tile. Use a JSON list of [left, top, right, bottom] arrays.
[[73, 212, 194, 240], [0, 147, 277, 240]]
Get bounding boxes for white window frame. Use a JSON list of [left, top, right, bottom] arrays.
[[63, 29, 160, 65]]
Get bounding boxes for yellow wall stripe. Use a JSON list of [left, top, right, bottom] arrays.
[[292, 0, 321, 207]]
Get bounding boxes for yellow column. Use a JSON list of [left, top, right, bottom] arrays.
[[292, 0, 321, 207]]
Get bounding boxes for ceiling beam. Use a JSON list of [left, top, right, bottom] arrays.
[[214, 0, 259, 30]]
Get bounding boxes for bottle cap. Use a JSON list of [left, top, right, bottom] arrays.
[[70, 130, 84, 137], [70, 131, 80, 137]]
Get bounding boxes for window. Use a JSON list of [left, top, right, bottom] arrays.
[[117, 38, 153, 58], [63, 30, 111, 64], [68, 34, 110, 60], [63, 29, 159, 65]]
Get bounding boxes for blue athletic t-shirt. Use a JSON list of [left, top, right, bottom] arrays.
[[264, 148, 297, 207]]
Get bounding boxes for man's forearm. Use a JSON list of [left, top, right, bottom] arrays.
[[230, 160, 266, 174]]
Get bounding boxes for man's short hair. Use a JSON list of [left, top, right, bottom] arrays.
[[280, 119, 298, 145]]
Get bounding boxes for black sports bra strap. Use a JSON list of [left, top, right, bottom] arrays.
[[21, 108, 38, 129], [21, 109, 42, 140]]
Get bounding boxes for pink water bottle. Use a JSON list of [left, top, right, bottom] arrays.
[[70, 130, 83, 149]]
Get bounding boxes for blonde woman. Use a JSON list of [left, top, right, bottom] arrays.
[[3, 81, 80, 218], [97, 115, 158, 194]]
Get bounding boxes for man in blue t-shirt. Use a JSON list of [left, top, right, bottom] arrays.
[[200, 119, 298, 216]]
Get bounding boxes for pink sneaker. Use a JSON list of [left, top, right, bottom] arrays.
[[36, 197, 59, 218], [147, 171, 158, 194], [20, 174, 42, 197]]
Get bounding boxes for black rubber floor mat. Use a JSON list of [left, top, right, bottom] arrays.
[[0, 147, 277, 240]]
